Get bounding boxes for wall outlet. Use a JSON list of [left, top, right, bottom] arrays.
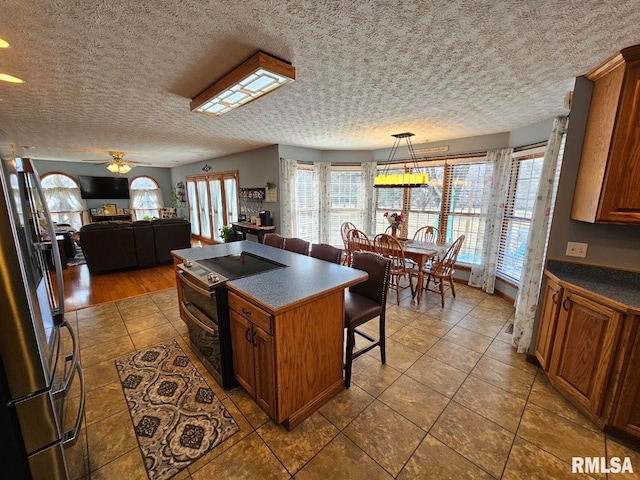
[[566, 241, 588, 258]]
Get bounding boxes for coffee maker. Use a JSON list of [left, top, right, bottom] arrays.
[[259, 210, 272, 226]]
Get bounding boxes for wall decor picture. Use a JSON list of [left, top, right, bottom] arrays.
[[102, 204, 117, 215]]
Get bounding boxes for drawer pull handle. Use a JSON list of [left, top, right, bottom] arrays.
[[242, 307, 252, 316], [552, 290, 559, 305], [562, 297, 570, 311]]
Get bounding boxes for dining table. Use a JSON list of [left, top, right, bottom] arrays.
[[349, 236, 446, 305]]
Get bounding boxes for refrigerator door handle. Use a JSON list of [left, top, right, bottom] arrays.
[[53, 321, 79, 396], [62, 362, 85, 447]]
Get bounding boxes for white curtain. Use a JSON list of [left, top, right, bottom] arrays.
[[130, 187, 163, 220], [41, 182, 88, 230], [468, 148, 513, 293], [316, 162, 331, 244], [280, 157, 297, 237], [513, 116, 568, 353], [361, 161, 377, 235]]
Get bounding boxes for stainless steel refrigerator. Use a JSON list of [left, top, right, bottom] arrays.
[[0, 156, 87, 479]]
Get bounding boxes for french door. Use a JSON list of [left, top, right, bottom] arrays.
[[186, 171, 239, 243]]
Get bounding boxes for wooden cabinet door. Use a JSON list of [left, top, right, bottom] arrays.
[[535, 276, 563, 371], [612, 320, 640, 438], [253, 325, 276, 418], [230, 310, 255, 397], [549, 291, 624, 416]]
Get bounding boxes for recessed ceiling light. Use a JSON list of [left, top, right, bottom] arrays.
[[0, 73, 24, 84], [0, 37, 9, 48]]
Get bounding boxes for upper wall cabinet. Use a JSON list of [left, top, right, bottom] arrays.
[[571, 44, 640, 223]]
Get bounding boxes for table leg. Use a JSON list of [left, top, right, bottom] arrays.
[[416, 270, 423, 304]]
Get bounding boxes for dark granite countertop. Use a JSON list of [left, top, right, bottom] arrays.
[[172, 241, 367, 314], [546, 261, 640, 314]]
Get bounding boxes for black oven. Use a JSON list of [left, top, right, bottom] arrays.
[[177, 252, 285, 389]]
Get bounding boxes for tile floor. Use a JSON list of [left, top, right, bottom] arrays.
[[64, 284, 640, 479]]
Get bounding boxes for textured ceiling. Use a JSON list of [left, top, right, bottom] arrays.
[[1, 0, 640, 167]]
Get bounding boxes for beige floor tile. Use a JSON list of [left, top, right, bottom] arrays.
[[605, 437, 640, 479], [431, 402, 514, 478], [517, 403, 606, 469], [484, 339, 539, 374], [385, 305, 423, 324], [398, 434, 494, 480], [503, 436, 597, 480], [82, 357, 124, 392], [443, 325, 494, 354], [84, 381, 128, 426], [116, 294, 156, 311], [477, 295, 516, 313], [365, 336, 423, 372], [425, 338, 482, 373], [528, 372, 599, 432], [123, 310, 171, 334], [76, 302, 119, 321], [495, 322, 516, 344], [190, 432, 289, 480], [258, 413, 338, 475], [319, 384, 375, 430], [405, 354, 468, 398], [467, 305, 514, 322], [390, 324, 439, 353], [78, 320, 129, 348], [118, 302, 161, 321], [409, 314, 457, 337], [350, 354, 402, 397], [441, 298, 478, 314], [87, 409, 138, 472], [453, 376, 526, 433], [456, 314, 506, 338], [379, 374, 450, 431], [129, 323, 179, 350], [421, 305, 468, 323], [163, 305, 183, 322], [471, 355, 535, 399], [80, 335, 135, 367], [90, 448, 147, 480], [295, 433, 393, 480], [228, 387, 271, 429], [344, 400, 426, 476]]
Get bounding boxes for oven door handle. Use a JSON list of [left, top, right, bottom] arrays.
[[178, 270, 215, 297], [182, 301, 218, 336]]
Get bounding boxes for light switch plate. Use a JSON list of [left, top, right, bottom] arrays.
[[566, 242, 588, 258]]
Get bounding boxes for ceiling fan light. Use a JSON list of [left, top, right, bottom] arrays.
[[0, 73, 24, 83], [106, 163, 132, 174], [0, 37, 10, 48]]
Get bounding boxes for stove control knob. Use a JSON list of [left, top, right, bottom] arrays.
[[184, 260, 193, 268], [207, 273, 219, 283]]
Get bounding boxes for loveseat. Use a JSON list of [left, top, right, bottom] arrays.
[[79, 218, 191, 274]]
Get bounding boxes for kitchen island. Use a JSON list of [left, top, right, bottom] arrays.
[[172, 241, 367, 430]]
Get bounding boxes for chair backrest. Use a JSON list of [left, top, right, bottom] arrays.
[[340, 222, 357, 248], [283, 237, 310, 255], [310, 243, 342, 263], [413, 226, 438, 244], [432, 235, 465, 276], [349, 252, 391, 306], [373, 233, 407, 272], [346, 228, 371, 253], [263, 233, 284, 248]]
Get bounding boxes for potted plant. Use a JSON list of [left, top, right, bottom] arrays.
[[219, 225, 237, 243]]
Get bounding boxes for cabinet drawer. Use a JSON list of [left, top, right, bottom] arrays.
[[228, 291, 272, 333]]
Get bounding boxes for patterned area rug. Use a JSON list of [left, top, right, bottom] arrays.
[[115, 340, 239, 480], [66, 244, 86, 267]]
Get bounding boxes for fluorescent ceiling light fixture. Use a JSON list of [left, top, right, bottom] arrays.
[[0, 73, 24, 83], [0, 37, 9, 48], [190, 51, 295, 116]]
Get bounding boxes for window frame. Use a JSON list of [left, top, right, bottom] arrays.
[[129, 175, 163, 220], [39, 171, 85, 230]]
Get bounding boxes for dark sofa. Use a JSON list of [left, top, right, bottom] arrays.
[[79, 218, 190, 274]]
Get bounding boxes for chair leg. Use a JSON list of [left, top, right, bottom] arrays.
[[449, 276, 456, 298], [345, 327, 355, 388], [379, 313, 386, 364], [395, 275, 401, 305], [439, 278, 445, 307]]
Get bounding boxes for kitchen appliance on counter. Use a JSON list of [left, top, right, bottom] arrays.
[[259, 210, 272, 226], [0, 157, 86, 479], [177, 252, 285, 388]]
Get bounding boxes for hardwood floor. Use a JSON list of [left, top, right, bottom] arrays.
[[60, 263, 176, 311]]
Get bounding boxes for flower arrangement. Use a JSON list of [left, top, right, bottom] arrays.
[[384, 211, 404, 230]]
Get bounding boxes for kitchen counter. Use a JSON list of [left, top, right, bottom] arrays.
[[172, 240, 367, 314], [546, 260, 640, 314]]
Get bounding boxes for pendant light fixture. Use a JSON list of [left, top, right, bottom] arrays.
[[374, 133, 429, 188]]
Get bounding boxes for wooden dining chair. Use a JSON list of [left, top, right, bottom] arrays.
[[373, 233, 416, 305], [340, 222, 357, 264], [413, 226, 438, 244], [263, 233, 284, 248], [283, 237, 310, 255], [345, 228, 371, 266], [423, 234, 465, 307], [309, 243, 342, 264], [344, 252, 391, 388]]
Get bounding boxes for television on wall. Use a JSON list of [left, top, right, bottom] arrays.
[[78, 175, 130, 199]]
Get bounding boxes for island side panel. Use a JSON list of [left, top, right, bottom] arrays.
[[274, 289, 345, 426]]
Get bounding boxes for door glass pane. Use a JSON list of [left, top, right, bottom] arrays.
[[223, 177, 238, 223], [208, 178, 223, 242], [197, 179, 211, 239], [187, 181, 200, 236]]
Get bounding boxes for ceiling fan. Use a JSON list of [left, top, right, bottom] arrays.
[[83, 151, 151, 174]]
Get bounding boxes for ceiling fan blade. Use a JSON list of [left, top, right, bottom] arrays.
[[127, 160, 152, 166]]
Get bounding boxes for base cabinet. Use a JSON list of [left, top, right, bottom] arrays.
[[534, 277, 563, 370], [612, 323, 640, 439]]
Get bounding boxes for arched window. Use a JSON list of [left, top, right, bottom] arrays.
[[130, 176, 163, 220], [40, 173, 87, 230]]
